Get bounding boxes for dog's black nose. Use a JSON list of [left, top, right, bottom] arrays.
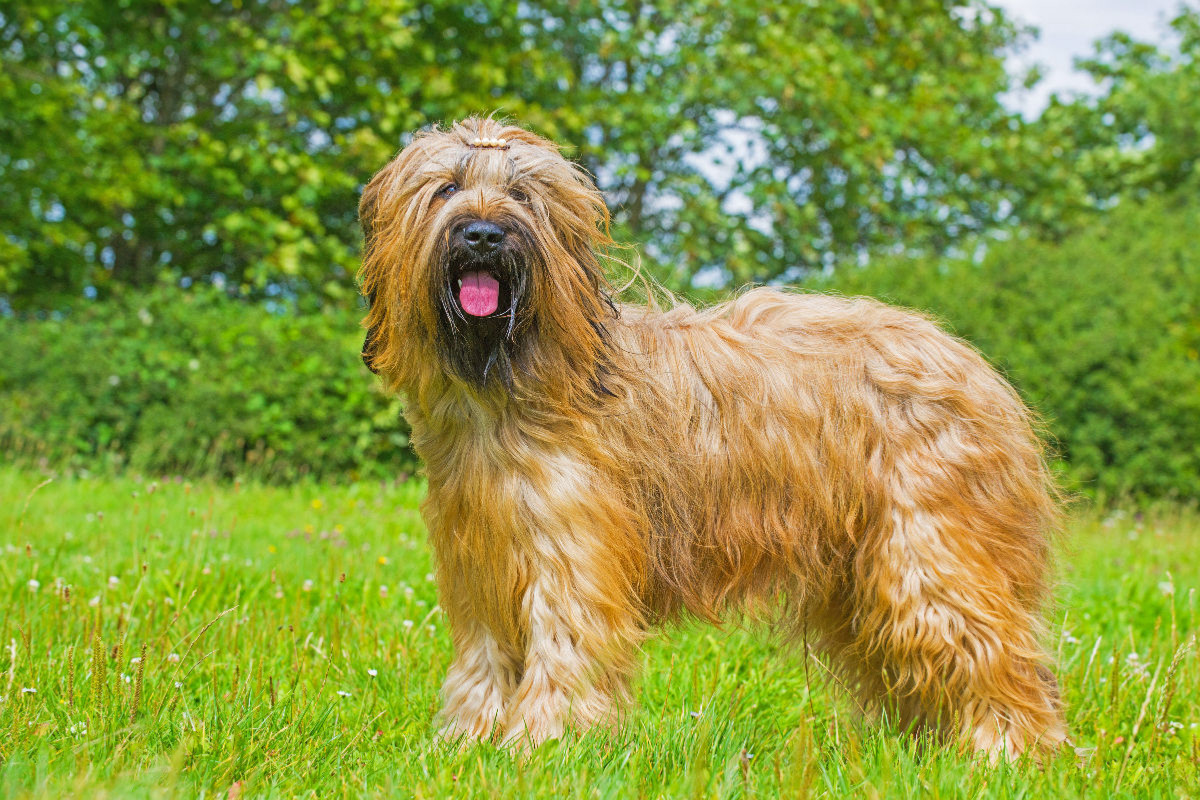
[[458, 220, 506, 255]]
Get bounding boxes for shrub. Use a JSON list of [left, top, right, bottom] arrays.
[[4, 192, 1196, 498], [812, 192, 1200, 500], [0, 286, 412, 481]]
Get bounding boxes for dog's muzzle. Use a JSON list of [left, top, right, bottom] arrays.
[[453, 221, 506, 317], [446, 220, 519, 323]]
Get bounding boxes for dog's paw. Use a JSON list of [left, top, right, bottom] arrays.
[[435, 717, 501, 751], [499, 714, 565, 756]]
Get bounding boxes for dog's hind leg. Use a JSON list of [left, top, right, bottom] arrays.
[[853, 504, 1068, 762]]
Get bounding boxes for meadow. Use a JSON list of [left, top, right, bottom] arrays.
[[0, 465, 1196, 799]]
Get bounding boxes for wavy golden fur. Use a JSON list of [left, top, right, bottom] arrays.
[[358, 117, 1069, 761]]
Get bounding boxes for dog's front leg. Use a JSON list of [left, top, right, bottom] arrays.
[[437, 615, 521, 745], [499, 561, 643, 751], [498, 451, 647, 752]]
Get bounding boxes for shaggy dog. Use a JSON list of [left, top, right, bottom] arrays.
[[357, 118, 1068, 761]]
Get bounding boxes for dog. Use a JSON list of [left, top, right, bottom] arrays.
[[357, 118, 1068, 761]]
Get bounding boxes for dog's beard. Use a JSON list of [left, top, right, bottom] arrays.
[[433, 229, 533, 389]]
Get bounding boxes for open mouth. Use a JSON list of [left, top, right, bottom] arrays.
[[436, 240, 529, 387], [456, 270, 501, 317], [448, 261, 517, 324]]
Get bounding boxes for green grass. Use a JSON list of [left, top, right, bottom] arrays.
[[0, 466, 1197, 799]]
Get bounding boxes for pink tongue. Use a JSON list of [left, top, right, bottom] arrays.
[[458, 270, 500, 316]]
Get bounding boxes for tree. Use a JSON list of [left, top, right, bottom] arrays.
[[0, 0, 532, 309], [2, 0, 1041, 307], [516, 0, 1039, 290], [1020, 5, 1200, 235]]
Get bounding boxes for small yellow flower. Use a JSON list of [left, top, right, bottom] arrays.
[[268, 545, 277, 554], [334, 523, 345, 534], [377, 556, 389, 566], [311, 498, 324, 510]]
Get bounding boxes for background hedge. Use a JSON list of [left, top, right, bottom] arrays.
[[816, 191, 1200, 500], [2, 191, 1197, 498], [0, 287, 411, 481]]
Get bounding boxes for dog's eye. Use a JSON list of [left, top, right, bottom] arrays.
[[509, 188, 529, 203], [435, 183, 458, 200]]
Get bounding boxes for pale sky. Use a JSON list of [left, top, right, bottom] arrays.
[[995, 0, 1186, 115]]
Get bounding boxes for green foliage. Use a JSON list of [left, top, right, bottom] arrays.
[[4, 191, 1197, 497], [3, 1, 1197, 301], [0, 286, 411, 481], [2, 467, 1199, 797], [515, 1, 1041, 289], [4, 2, 1198, 494], [813, 191, 1200, 500], [0, 0, 533, 308], [1, 0, 1043, 303], [1021, 6, 1200, 235]]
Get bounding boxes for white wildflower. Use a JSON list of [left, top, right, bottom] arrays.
[[26, 579, 40, 592]]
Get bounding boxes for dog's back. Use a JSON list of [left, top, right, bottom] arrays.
[[610, 287, 1058, 632]]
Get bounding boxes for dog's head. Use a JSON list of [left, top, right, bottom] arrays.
[[358, 118, 616, 390]]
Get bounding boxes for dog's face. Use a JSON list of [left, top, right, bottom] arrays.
[[358, 119, 615, 389]]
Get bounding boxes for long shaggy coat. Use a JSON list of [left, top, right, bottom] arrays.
[[358, 117, 1068, 761]]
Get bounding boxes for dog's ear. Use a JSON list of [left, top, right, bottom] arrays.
[[359, 170, 381, 249], [359, 180, 382, 374], [361, 289, 381, 374]]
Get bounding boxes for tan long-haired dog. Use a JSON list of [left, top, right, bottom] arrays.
[[358, 118, 1068, 761]]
